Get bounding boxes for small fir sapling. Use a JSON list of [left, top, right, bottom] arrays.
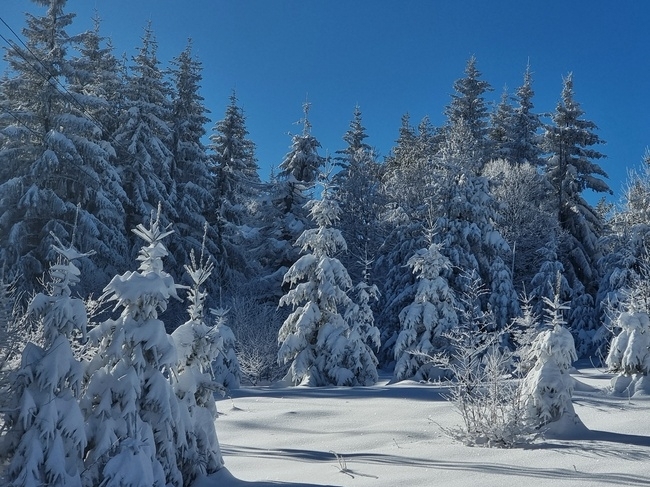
[[171, 236, 224, 481], [520, 278, 580, 429], [82, 209, 185, 487], [511, 292, 544, 375], [3, 242, 92, 487]]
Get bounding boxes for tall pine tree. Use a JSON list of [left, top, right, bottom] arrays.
[[542, 73, 611, 337]]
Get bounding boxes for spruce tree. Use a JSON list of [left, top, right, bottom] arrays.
[[113, 24, 177, 254], [333, 107, 385, 285], [208, 91, 260, 285], [168, 41, 222, 300], [0, 0, 128, 297], [171, 241, 224, 482], [489, 88, 515, 161], [542, 73, 611, 338], [82, 209, 185, 487], [509, 64, 543, 166], [543, 74, 610, 289], [393, 240, 458, 381], [4, 243, 90, 486], [262, 103, 325, 277], [435, 120, 519, 328], [443, 56, 493, 165], [209, 91, 260, 222], [277, 181, 374, 386]]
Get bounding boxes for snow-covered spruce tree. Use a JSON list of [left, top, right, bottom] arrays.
[[377, 116, 444, 366], [508, 63, 544, 167], [3, 243, 90, 486], [209, 90, 260, 222], [605, 258, 650, 394], [443, 55, 493, 166], [0, 0, 129, 298], [434, 120, 519, 329], [171, 242, 224, 483], [343, 279, 381, 386], [69, 13, 126, 141], [382, 115, 440, 214], [82, 209, 184, 487], [208, 91, 261, 286], [375, 215, 426, 367], [113, 24, 178, 256], [542, 73, 611, 336], [333, 107, 386, 286], [393, 238, 458, 382], [278, 179, 374, 386], [259, 102, 325, 289], [209, 307, 241, 390], [512, 292, 544, 375], [168, 42, 220, 286], [597, 158, 650, 334], [489, 88, 515, 162], [520, 287, 579, 429], [489, 64, 543, 168], [529, 240, 573, 317]]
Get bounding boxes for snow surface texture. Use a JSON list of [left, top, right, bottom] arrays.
[[196, 362, 650, 487]]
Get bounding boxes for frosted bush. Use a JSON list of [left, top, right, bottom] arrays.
[[606, 311, 650, 376], [436, 326, 535, 448]]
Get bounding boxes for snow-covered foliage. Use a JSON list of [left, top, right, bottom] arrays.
[[171, 244, 224, 482], [0, 1, 129, 299], [606, 311, 650, 376], [2, 243, 90, 487], [443, 56, 493, 166], [393, 242, 458, 381], [208, 91, 261, 285], [343, 281, 381, 386], [82, 210, 186, 487], [542, 73, 610, 333], [209, 307, 241, 390], [529, 244, 572, 317], [520, 291, 578, 427], [278, 181, 378, 386], [432, 321, 535, 447], [228, 293, 286, 385], [168, 41, 222, 305], [482, 159, 557, 292], [605, 261, 650, 381]]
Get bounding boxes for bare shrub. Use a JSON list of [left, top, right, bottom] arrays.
[[431, 325, 537, 448], [227, 294, 288, 385]]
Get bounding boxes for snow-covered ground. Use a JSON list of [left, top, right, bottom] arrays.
[[198, 362, 650, 487]]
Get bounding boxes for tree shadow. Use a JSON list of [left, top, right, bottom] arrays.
[[221, 445, 650, 486], [527, 429, 650, 462], [224, 380, 449, 403], [195, 466, 340, 487]]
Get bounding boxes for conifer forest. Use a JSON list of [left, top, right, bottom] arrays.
[[1, 1, 649, 486]]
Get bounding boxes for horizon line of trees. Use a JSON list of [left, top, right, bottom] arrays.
[[1, 0, 649, 383]]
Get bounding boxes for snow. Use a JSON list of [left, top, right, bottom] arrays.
[[196, 362, 650, 487]]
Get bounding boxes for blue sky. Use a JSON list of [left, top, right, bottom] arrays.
[[1, 1, 649, 203]]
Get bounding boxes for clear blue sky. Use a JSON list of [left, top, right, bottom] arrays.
[[2, 1, 649, 203]]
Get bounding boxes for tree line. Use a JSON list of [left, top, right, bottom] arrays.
[[1, 1, 648, 384]]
